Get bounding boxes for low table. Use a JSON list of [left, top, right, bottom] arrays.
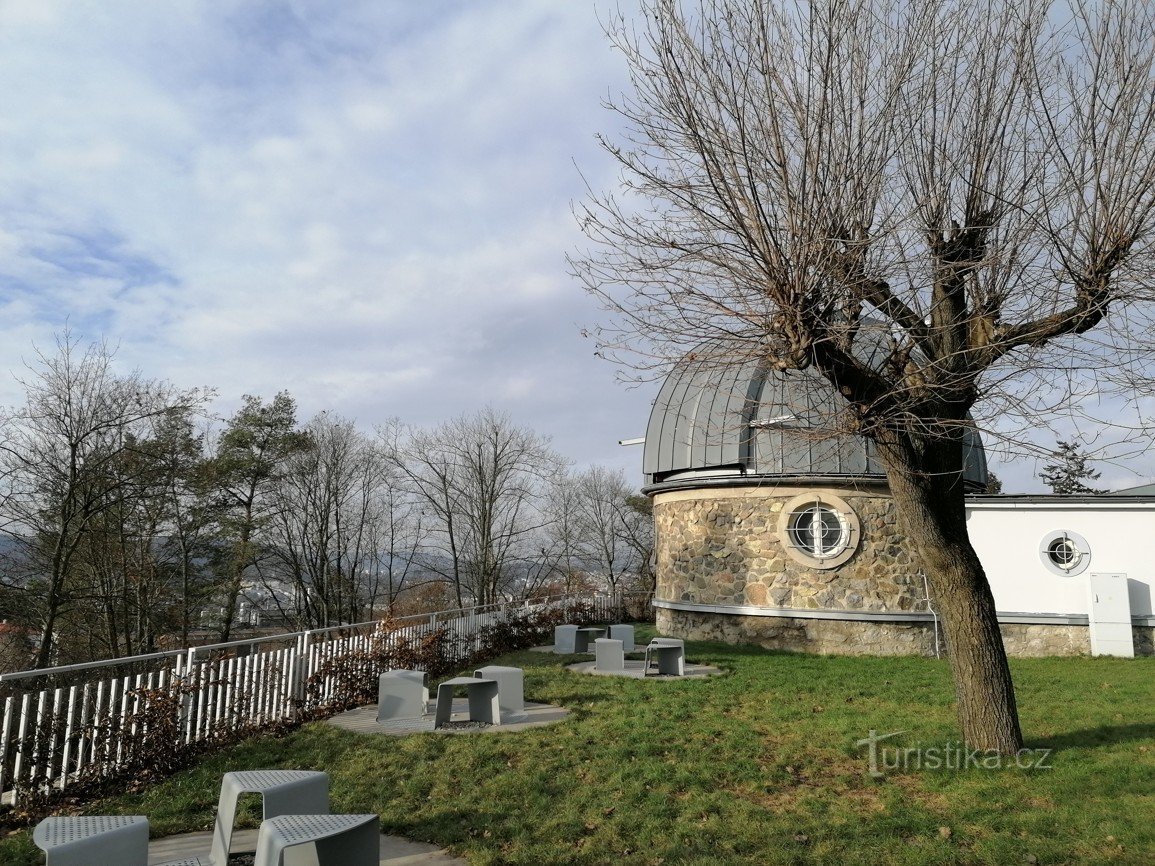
[[574, 627, 607, 653], [34, 815, 149, 866], [209, 769, 329, 866], [645, 639, 686, 676], [434, 676, 501, 728]]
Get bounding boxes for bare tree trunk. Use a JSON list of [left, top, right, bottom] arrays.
[[878, 433, 1022, 753]]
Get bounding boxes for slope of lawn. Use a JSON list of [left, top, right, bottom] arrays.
[[2, 630, 1152, 865]]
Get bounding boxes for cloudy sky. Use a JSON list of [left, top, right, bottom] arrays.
[[0, 1, 654, 476], [0, 0, 1144, 493]]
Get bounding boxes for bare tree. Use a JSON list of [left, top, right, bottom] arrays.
[[572, 0, 1155, 750], [0, 333, 205, 666], [391, 409, 567, 606], [570, 466, 648, 594], [265, 413, 385, 628]]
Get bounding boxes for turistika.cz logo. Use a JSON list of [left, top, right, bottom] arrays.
[[856, 729, 1054, 777]]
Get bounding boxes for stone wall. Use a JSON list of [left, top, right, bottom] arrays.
[[652, 482, 1155, 657], [659, 607, 1153, 657], [997, 622, 1090, 657], [653, 484, 924, 613]]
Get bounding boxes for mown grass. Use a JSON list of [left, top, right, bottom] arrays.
[[3, 629, 1152, 865]]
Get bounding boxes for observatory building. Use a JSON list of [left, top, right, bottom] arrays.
[[641, 341, 1154, 658]]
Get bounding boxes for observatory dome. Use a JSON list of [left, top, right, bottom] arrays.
[[642, 337, 988, 491]]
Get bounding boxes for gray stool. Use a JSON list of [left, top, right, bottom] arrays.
[[377, 669, 428, 723], [254, 814, 379, 866], [594, 638, 626, 672], [553, 624, 578, 653], [609, 624, 636, 651], [209, 770, 329, 866], [34, 815, 149, 866], [434, 676, 501, 728], [475, 665, 525, 721]]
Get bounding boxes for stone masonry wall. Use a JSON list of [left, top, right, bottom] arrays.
[[652, 483, 1155, 657], [653, 485, 924, 613]]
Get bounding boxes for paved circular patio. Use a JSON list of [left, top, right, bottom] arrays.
[[148, 827, 467, 865], [326, 698, 569, 736]]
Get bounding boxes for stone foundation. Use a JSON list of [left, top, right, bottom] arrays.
[[657, 607, 939, 656], [657, 607, 1155, 658]]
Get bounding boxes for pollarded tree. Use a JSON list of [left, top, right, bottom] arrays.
[[572, 0, 1155, 751]]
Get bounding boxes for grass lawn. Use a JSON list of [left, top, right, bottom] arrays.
[[2, 628, 1152, 865]]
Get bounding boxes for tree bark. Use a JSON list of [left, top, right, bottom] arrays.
[[877, 431, 1023, 753]]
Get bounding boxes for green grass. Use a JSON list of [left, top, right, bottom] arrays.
[[3, 631, 1153, 865]]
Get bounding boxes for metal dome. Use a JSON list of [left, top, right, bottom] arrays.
[[642, 337, 989, 490]]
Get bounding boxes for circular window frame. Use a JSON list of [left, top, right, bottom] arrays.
[[777, 492, 861, 569], [1039, 529, 1090, 576]]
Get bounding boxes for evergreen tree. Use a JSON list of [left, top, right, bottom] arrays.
[[1040, 442, 1105, 495]]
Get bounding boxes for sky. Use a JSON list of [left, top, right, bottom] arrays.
[[0, 0, 1145, 494], [0, 0, 654, 480]]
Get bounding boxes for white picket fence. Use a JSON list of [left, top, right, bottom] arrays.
[[0, 593, 639, 806]]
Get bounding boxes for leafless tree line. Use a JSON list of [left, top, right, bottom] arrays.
[[0, 335, 652, 670]]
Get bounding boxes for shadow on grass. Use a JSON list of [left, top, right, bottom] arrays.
[[1029, 721, 1155, 751]]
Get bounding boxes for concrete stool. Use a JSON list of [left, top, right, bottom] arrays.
[[434, 676, 500, 728], [254, 814, 379, 866], [595, 638, 626, 672], [553, 624, 578, 653], [645, 638, 686, 676], [34, 815, 149, 866], [209, 770, 329, 866], [377, 669, 428, 723], [475, 665, 525, 721], [609, 624, 636, 651]]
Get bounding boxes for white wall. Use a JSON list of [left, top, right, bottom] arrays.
[[966, 499, 1155, 617]]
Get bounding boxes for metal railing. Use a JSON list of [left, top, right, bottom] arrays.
[[0, 593, 645, 806]]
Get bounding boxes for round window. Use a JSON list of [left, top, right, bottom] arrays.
[[777, 493, 860, 569], [787, 504, 850, 558], [1039, 530, 1090, 576]]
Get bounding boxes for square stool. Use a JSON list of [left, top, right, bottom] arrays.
[[474, 665, 525, 721], [609, 624, 636, 652], [377, 669, 429, 723], [254, 814, 378, 866], [34, 815, 149, 866], [595, 638, 626, 672], [553, 624, 578, 653], [434, 676, 500, 728], [209, 770, 329, 865]]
